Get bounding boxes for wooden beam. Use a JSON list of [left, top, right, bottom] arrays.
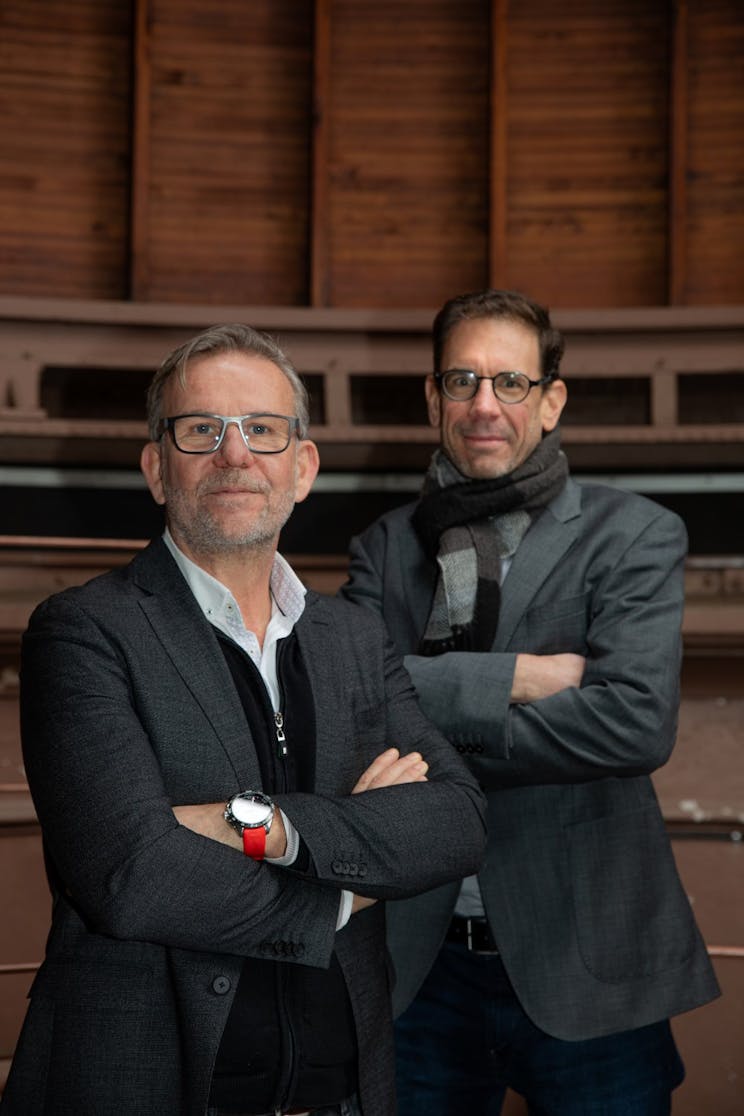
[[310, 0, 332, 306], [668, 0, 689, 305], [651, 371, 679, 427], [129, 0, 152, 300], [489, 0, 509, 286]]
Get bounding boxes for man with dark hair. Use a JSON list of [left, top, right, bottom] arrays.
[[3, 324, 486, 1116], [341, 289, 719, 1115]]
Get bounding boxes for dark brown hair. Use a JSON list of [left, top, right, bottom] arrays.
[[432, 289, 565, 379]]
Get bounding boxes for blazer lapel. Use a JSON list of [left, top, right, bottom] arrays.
[[397, 517, 437, 650], [495, 479, 583, 650], [294, 595, 361, 795], [131, 541, 263, 786]]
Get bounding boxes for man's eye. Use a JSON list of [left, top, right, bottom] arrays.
[[193, 422, 219, 436], [247, 422, 271, 437], [449, 372, 474, 387]]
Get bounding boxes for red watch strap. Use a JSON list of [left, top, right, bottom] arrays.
[[242, 824, 267, 860]]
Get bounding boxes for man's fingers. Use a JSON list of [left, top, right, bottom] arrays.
[[352, 748, 400, 794], [351, 893, 377, 913], [352, 748, 429, 793]]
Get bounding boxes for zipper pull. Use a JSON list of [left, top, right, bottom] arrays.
[[275, 711, 287, 757]]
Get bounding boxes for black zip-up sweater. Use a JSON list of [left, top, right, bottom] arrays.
[[207, 632, 358, 1113]]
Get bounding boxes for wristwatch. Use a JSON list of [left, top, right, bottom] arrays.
[[224, 791, 275, 860]]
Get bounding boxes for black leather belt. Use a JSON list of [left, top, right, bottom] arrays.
[[446, 916, 498, 953]]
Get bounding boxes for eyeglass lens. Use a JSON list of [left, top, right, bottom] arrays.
[[171, 414, 293, 453], [440, 370, 531, 403]]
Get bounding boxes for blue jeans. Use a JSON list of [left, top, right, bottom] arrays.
[[395, 944, 684, 1116]]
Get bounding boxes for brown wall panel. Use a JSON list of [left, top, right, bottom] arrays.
[[0, 2, 742, 311], [0, 828, 48, 1061], [0, 0, 132, 300], [505, 1, 670, 308], [685, 0, 744, 305], [323, 0, 490, 308], [141, 0, 313, 304]]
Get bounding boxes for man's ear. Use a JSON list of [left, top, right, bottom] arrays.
[[540, 378, 568, 433], [293, 439, 320, 504], [424, 375, 441, 428], [140, 441, 166, 506]]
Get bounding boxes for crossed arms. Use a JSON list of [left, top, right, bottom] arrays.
[[342, 500, 687, 788], [21, 587, 486, 967]]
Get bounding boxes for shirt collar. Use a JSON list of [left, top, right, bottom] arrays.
[[162, 528, 306, 630]]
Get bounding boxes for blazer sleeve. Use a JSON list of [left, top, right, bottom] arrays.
[[343, 503, 687, 788]]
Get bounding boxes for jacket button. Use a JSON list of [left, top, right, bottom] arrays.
[[211, 975, 231, 995]]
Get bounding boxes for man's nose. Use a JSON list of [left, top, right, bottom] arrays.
[[468, 378, 503, 417], [215, 421, 255, 466]]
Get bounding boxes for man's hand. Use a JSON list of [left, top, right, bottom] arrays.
[[173, 803, 288, 859], [511, 653, 586, 704], [352, 747, 428, 794], [351, 893, 377, 914], [348, 747, 428, 914]]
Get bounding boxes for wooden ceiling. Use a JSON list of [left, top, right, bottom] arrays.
[[0, 0, 742, 311]]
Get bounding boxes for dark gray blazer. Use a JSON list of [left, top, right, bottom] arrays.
[[341, 477, 720, 1040], [3, 540, 486, 1116]]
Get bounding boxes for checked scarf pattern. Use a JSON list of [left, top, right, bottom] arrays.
[[412, 428, 568, 656]]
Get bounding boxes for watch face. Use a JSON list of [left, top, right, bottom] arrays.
[[231, 792, 272, 828]]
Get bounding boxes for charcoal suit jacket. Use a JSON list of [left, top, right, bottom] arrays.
[[2, 539, 486, 1116], [341, 477, 720, 1040]]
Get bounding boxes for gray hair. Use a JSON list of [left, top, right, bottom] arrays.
[[146, 324, 310, 440]]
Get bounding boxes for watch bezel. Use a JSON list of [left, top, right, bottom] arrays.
[[224, 790, 275, 834]]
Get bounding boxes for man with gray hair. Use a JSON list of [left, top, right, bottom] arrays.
[[4, 324, 486, 1116]]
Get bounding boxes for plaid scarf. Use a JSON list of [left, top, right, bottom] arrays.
[[412, 428, 568, 655]]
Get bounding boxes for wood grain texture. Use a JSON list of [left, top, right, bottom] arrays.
[[142, 0, 313, 304], [685, 0, 744, 304], [324, 0, 490, 307], [0, 0, 132, 298], [504, 0, 671, 308]]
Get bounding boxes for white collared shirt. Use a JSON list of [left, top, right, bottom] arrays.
[[163, 529, 306, 711]]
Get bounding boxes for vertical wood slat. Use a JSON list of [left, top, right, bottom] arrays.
[[668, 0, 689, 305], [311, 0, 332, 307], [489, 0, 508, 287], [130, 0, 152, 301], [651, 372, 679, 427]]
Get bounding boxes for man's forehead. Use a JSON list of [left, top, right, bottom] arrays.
[[444, 317, 538, 356], [165, 350, 289, 404]]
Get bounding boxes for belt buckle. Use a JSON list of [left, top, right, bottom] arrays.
[[465, 916, 498, 954]]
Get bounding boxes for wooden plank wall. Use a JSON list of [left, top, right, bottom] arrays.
[[0, 0, 132, 298], [0, 1, 742, 310]]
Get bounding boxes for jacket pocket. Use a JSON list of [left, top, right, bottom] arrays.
[[567, 805, 698, 984]]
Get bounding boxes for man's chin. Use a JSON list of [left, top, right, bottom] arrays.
[[455, 456, 513, 480], [172, 520, 281, 558]]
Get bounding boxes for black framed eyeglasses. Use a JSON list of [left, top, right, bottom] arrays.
[[434, 369, 557, 404], [161, 413, 300, 455]]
